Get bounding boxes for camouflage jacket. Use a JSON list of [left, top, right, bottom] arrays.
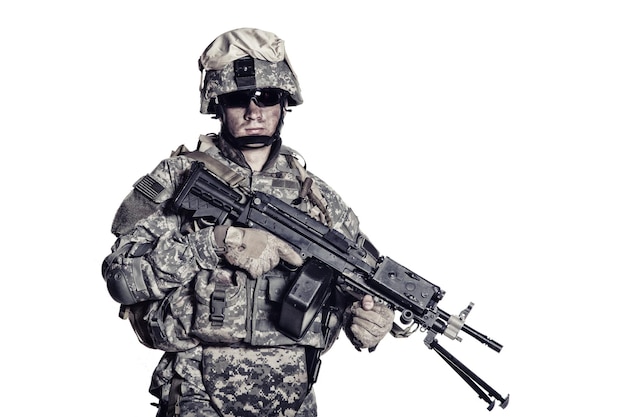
[[103, 134, 362, 352]]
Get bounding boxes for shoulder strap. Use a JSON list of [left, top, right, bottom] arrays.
[[281, 147, 333, 227], [185, 150, 246, 187], [172, 134, 247, 188]]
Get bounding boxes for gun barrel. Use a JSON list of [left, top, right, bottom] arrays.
[[463, 324, 503, 352], [438, 309, 503, 352]]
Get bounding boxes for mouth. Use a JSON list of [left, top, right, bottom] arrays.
[[244, 127, 265, 135]]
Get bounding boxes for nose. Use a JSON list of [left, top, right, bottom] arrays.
[[244, 100, 263, 120]]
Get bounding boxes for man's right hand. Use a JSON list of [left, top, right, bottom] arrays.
[[214, 226, 303, 279]]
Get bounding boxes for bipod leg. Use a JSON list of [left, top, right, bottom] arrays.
[[426, 335, 509, 410], [431, 342, 496, 410]]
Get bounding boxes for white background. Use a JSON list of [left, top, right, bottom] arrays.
[[1, 1, 624, 416]]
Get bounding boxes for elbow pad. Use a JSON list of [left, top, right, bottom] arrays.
[[104, 265, 137, 305], [102, 243, 152, 305]]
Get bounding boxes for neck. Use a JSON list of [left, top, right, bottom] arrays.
[[241, 145, 272, 172]]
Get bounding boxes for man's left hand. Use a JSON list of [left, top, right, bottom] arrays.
[[348, 295, 394, 350]]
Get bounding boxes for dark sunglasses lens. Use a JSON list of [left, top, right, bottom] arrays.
[[220, 89, 283, 108], [254, 89, 282, 106], [219, 91, 251, 108]]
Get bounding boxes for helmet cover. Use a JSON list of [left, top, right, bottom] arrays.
[[199, 28, 303, 114]]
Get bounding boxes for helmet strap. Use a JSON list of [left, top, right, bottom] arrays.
[[226, 134, 276, 149]]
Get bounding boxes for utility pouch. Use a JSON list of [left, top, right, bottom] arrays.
[[191, 269, 247, 343], [278, 258, 335, 341]]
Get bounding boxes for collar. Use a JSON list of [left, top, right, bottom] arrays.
[[214, 133, 282, 172]]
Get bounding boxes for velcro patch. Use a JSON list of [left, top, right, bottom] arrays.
[[134, 175, 165, 201]]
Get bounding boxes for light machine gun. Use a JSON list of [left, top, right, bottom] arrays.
[[173, 161, 509, 410]]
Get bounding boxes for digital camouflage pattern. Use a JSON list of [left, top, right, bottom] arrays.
[[105, 134, 362, 416], [203, 346, 309, 417], [203, 59, 302, 101], [150, 346, 318, 417]]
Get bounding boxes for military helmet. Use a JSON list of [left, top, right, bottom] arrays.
[[198, 28, 303, 114]]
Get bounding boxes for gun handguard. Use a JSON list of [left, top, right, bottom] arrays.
[[173, 161, 509, 410]]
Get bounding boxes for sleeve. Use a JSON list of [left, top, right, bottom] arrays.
[[307, 173, 393, 352], [102, 156, 222, 305], [307, 172, 361, 241]]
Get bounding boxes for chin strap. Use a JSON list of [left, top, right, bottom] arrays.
[[229, 134, 277, 149]]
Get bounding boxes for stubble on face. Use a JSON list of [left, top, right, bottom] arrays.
[[224, 103, 281, 138]]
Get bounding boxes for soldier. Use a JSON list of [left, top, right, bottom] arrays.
[[102, 28, 394, 417]]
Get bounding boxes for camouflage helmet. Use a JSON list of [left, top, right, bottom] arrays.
[[199, 28, 303, 114]]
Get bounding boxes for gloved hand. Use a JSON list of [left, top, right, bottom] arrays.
[[214, 226, 303, 279], [347, 295, 394, 350]]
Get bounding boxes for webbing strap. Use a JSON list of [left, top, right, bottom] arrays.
[[171, 135, 246, 188], [167, 377, 182, 417], [285, 153, 333, 227], [184, 150, 246, 187]]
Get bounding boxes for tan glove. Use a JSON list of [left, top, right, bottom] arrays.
[[215, 226, 303, 279], [347, 295, 395, 350]]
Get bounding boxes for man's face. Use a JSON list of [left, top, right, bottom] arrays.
[[222, 89, 283, 140], [223, 102, 281, 138]]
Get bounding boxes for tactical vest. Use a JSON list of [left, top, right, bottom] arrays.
[[166, 135, 343, 350]]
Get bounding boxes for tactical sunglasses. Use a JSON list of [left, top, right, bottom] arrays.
[[218, 88, 285, 108]]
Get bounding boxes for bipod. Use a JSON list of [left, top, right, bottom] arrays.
[[424, 331, 509, 410]]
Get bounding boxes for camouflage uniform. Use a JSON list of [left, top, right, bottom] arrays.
[[104, 134, 362, 417]]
